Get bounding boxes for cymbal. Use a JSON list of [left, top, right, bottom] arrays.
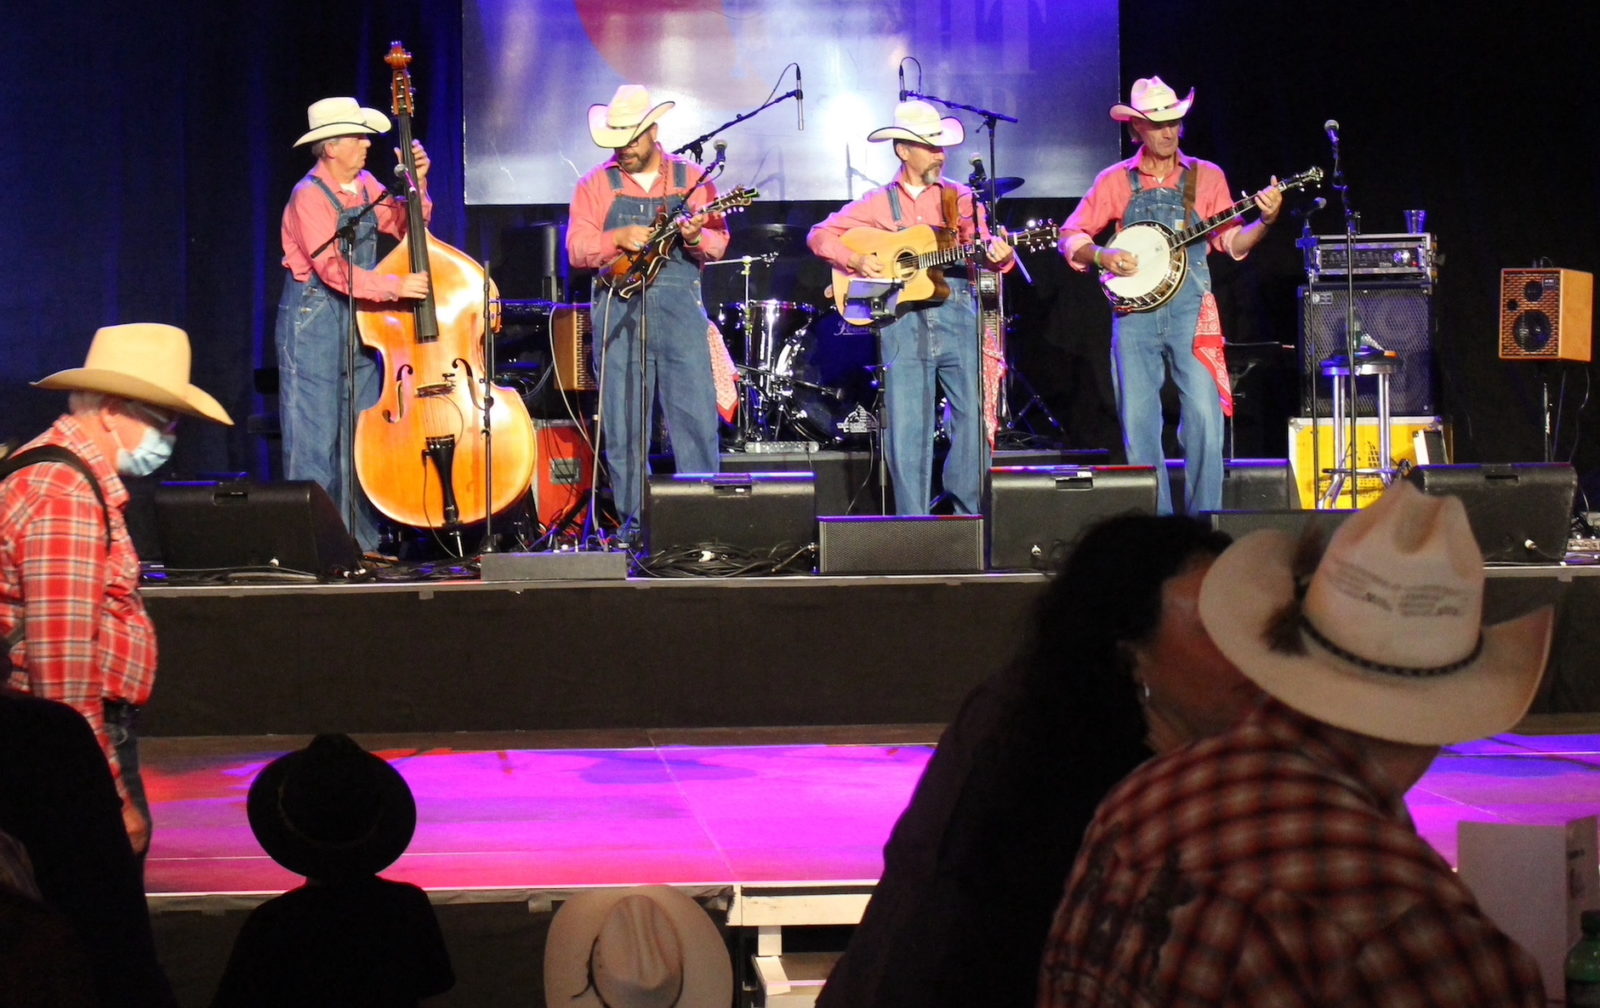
[[981, 176, 1026, 200], [728, 223, 810, 257]]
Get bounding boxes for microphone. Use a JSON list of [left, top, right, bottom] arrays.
[[391, 163, 414, 196], [711, 140, 727, 167], [1324, 119, 1340, 144], [796, 66, 804, 131], [969, 155, 987, 180], [898, 65, 907, 102], [1290, 196, 1327, 218]]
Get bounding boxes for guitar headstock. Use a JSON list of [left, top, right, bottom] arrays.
[[1283, 167, 1324, 191], [1003, 219, 1059, 253], [385, 42, 415, 118]]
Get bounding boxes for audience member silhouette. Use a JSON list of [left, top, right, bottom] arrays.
[[0, 687, 175, 1006], [816, 515, 1260, 1008], [211, 733, 453, 1007]]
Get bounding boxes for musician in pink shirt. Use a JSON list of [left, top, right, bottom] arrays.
[[1058, 78, 1279, 515]]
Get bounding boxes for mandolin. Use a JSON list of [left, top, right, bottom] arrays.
[[598, 186, 758, 299]]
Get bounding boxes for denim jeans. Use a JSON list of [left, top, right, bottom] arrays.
[[878, 279, 987, 515]]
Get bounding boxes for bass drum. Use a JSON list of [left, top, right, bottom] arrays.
[[773, 310, 881, 445]]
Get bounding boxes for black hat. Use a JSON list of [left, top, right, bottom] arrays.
[[246, 734, 417, 882]]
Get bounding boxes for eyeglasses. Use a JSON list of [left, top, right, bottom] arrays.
[[124, 401, 180, 434]]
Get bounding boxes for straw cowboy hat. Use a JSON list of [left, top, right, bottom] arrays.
[[589, 85, 675, 149], [294, 96, 392, 147], [1197, 481, 1554, 746], [246, 734, 417, 883], [866, 99, 966, 146], [544, 886, 732, 1008], [1110, 76, 1195, 123], [33, 323, 233, 425]]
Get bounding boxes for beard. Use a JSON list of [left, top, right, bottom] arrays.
[[920, 165, 942, 185]]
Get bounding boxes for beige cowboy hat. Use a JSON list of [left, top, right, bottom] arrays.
[[33, 323, 233, 425], [1197, 481, 1553, 746], [294, 96, 392, 147], [1110, 76, 1195, 123], [866, 99, 966, 147], [589, 85, 675, 149], [544, 886, 732, 1008]]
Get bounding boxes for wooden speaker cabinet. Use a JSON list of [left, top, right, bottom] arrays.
[[1499, 268, 1593, 363]]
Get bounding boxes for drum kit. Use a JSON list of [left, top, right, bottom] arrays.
[[707, 224, 881, 448]]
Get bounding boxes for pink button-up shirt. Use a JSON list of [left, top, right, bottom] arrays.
[[280, 160, 432, 300], [566, 147, 730, 270], [1059, 150, 1244, 270]]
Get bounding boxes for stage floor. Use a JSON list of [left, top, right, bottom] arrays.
[[147, 719, 1600, 901]]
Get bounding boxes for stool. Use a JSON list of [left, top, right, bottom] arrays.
[[1319, 353, 1402, 508]]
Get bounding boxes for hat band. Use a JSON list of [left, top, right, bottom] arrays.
[[277, 780, 383, 851], [1300, 614, 1484, 678], [314, 120, 372, 133]]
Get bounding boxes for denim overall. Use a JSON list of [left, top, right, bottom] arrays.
[[274, 175, 382, 548], [1110, 168, 1224, 515], [877, 185, 986, 515], [594, 162, 720, 526]]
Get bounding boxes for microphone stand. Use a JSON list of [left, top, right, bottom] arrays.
[[1296, 200, 1326, 508], [478, 258, 497, 554], [307, 186, 393, 548], [1328, 126, 1362, 508], [671, 91, 799, 161]]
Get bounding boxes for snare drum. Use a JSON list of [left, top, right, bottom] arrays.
[[716, 300, 817, 371]]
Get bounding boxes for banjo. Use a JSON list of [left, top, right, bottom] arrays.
[[1099, 166, 1323, 313]]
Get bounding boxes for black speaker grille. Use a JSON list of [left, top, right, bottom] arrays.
[[1299, 284, 1436, 415]]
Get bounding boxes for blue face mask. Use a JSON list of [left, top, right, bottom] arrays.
[[116, 425, 176, 477]]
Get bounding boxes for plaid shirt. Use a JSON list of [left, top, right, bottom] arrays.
[[1, 414, 155, 805], [1038, 698, 1544, 1008]]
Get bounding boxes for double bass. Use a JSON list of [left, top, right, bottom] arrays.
[[355, 42, 535, 530]]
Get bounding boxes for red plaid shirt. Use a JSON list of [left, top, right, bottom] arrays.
[[1038, 698, 1544, 1008], [1, 414, 155, 805]]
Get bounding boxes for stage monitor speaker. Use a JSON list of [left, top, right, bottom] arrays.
[[719, 449, 876, 517], [1299, 284, 1435, 415], [818, 515, 984, 574], [644, 472, 815, 557], [1404, 463, 1576, 563], [988, 465, 1158, 571], [1498, 268, 1593, 363], [153, 480, 362, 580], [1206, 508, 1357, 543], [1166, 458, 1298, 511]]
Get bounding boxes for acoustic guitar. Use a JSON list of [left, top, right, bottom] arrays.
[[830, 221, 1058, 325]]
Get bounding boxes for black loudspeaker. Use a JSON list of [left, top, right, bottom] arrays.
[[1299, 284, 1435, 415], [1498, 268, 1593, 363], [988, 466, 1158, 571], [1166, 458, 1298, 511], [153, 480, 361, 580], [718, 449, 876, 517], [1404, 463, 1576, 563], [817, 515, 985, 574], [644, 472, 816, 556], [1207, 508, 1357, 542]]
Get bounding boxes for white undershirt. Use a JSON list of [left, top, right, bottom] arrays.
[[627, 171, 660, 193], [902, 182, 928, 199]]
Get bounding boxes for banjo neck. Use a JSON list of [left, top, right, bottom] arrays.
[[1166, 167, 1323, 250]]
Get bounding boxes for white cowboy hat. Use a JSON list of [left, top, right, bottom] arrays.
[[588, 85, 675, 149], [293, 96, 392, 147], [1197, 481, 1554, 746], [33, 323, 233, 425], [866, 99, 966, 147], [1110, 76, 1195, 123], [544, 886, 732, 1008]]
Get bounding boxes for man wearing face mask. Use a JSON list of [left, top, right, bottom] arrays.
[[0, 323, 233, 857]]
